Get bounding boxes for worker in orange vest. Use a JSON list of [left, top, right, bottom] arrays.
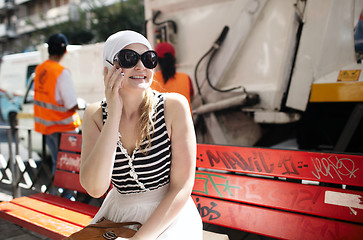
[[34, 33, 81, 174], [151, 42, 194, 114]]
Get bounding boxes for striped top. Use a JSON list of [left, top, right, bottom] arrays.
[[101, 91, 171, 194]]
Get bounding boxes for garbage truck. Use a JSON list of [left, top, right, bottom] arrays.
[[144, 0, 363, 153]]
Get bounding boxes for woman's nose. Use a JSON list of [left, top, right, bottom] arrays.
[[134, 59, 145, 69]]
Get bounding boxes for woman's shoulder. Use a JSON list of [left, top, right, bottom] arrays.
[[83, 101, 103, 128], [153, 91, 186, 105], [163, 92, 190, 116], [164, 92, 187, 101], [84, 101, 103, 117], [153, 90, 185, 101], [86, 101, 102, 110]]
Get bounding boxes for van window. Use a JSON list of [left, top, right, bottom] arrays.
[[26, 65, 37, 87]]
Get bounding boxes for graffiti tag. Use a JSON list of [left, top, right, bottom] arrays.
[[203, 150, 304, 176], [311, 156, 359, 180], [194, 172, 240, 198], [195, 197, 221, 221]]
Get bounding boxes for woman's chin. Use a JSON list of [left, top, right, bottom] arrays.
[[125, 82, 151, 91]]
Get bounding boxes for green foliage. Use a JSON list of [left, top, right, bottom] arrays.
[[89, 0, 145, 42]]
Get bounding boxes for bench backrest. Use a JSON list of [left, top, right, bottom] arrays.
[[52, 134, 363, 239], [53, 133, 86, 193], [191, 144, 363, 240]]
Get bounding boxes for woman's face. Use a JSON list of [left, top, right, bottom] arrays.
[[114, 43, 154, 91]]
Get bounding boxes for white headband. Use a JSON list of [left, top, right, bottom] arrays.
[[103, 30, 152, 68]]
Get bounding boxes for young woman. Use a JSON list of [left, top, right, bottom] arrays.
[[80, 30, 202, 240]]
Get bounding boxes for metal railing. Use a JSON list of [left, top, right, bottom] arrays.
[[0, 125, 53, 198]]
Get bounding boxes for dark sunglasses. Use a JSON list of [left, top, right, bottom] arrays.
[[107, 49, 158, 69]]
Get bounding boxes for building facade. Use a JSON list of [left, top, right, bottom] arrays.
[[0, 0, 117, 55]]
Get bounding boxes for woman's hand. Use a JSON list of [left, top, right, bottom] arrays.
[[104, 65, 124, 119]]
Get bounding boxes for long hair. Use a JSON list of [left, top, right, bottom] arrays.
[[158, 53, 176, 84], [136, 88, 155, 153]]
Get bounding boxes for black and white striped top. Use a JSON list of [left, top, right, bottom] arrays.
[[101, 91, 171, 194]]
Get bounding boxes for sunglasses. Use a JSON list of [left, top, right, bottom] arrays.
[[107, 49, 158, 69]]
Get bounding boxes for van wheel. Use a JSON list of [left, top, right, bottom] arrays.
[[0, 99, 4, 122], [8, 112, 18, 129]]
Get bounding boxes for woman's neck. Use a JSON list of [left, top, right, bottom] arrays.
[[120, 90, 145, 119]]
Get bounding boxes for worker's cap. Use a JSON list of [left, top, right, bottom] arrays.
[[103, 30, 152, 68], [47, 33, 68, 55], [155, 42, 175, 58]]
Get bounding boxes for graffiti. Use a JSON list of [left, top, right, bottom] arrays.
[[204, 150, 273, 172], [311, 156, 359, 180], [194, 172, 240, 198], [195, 171, 322, 211], [201, 150, 306, 176], [195, 197, 221, 221], [269, 188, 322, 211], [59, 153, 81, 169], [298, 161, 309, 169]]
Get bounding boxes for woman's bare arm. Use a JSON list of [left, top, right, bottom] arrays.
[[80, 66, 124, 198], [79, 102, 120, 198]]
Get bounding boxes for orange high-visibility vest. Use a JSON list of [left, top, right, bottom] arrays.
[[152, 71, 193, 113], [34, 60, 81, 135]]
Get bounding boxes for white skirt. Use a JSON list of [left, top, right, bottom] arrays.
[[90, 185, 203, 240]]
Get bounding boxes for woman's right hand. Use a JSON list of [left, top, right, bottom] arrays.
[[104, 65, 124, 119]]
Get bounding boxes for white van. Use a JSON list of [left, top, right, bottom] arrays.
[[0, 51, 41, 124], [17, 42, 106, 153]]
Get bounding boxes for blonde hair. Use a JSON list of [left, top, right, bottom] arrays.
[[136, 88, 155, 153]]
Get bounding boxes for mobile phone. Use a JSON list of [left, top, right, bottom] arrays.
[[105, 59, 114, 71], [104, 59, 124, 76]]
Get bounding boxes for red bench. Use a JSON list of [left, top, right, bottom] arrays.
[[1, 133, 362, 239], [192, 144, 363, 239], [0, 133, 227, 239], [0, 133, 99, 239]]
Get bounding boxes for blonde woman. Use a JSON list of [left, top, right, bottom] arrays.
[[80, 30, 202, 240]]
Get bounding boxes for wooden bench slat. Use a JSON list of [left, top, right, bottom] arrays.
[[30, 193, 99, 216], [196, 144, 363, 186], [0, 201, 83, 240], [53, 170, 87, 194], [7, 195, 94, 226], [192, 195, 363, 240], [194, 170, 363, 224], [59, 133, 82, 152]]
